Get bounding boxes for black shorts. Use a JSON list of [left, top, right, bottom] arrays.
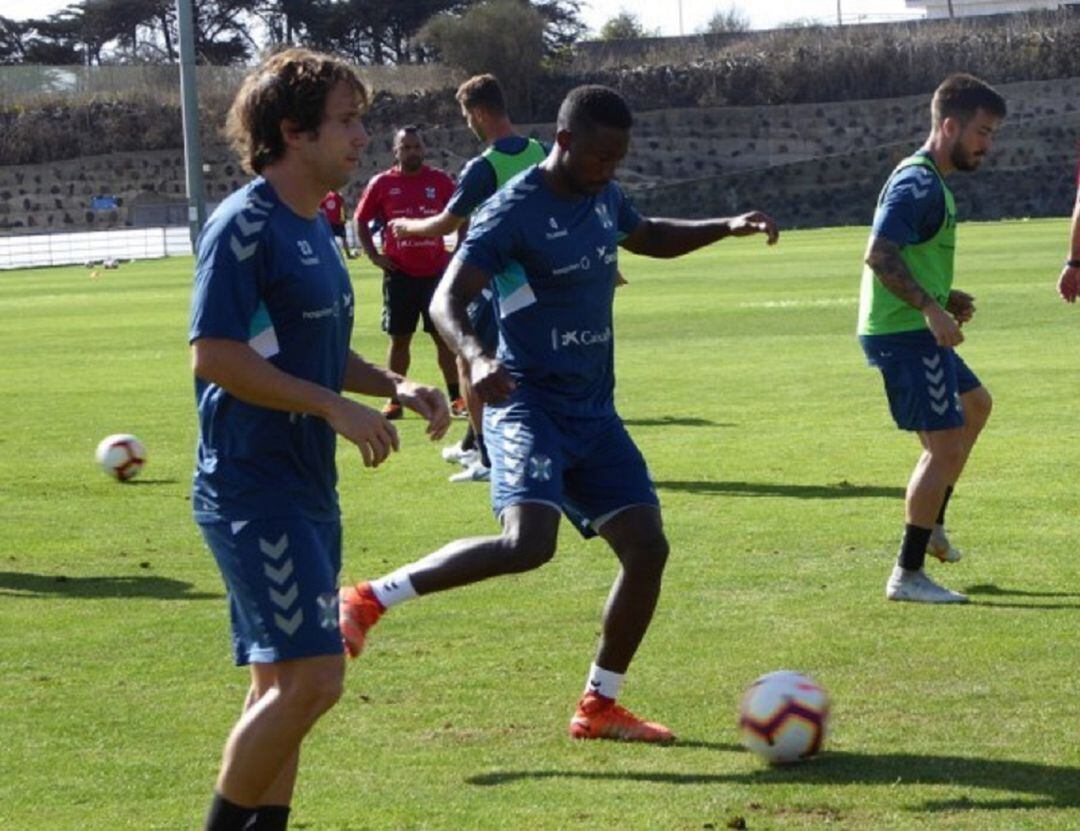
[[330, 223, 346, 240], [382, 269, 440, 335]]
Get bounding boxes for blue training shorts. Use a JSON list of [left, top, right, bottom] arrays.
[[484, 397, 659, 539], [859, 330, 982, 432], [199, 517, 343, 665]]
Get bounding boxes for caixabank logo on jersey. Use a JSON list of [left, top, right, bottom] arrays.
[[550, 326, 612, 350]]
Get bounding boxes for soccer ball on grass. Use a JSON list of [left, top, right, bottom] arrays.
[[738, 670, 829, 764], [95, 433, 146, 481]]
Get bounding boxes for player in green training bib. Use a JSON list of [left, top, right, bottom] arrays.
[[857, 74, 1005, 604]]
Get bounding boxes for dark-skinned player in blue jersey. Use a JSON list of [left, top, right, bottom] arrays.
[[340, 85, 778, 742]]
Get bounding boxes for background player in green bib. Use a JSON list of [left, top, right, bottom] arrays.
[[391, 74, 545, 482], [858, 74, 1005, 604]]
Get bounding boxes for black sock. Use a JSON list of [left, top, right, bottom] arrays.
[[460, 423, 476, 452], [448, 382, 461, 400], [936, 486, 953, 526], [205, 792, 257, 831], [897, 524, 932, 571], [249, 805, 291, 831], [477, 433, 490, 469]]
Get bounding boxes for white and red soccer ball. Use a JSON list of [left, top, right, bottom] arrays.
[[739, 670, 829, 764], [95, 433, 146, 481]]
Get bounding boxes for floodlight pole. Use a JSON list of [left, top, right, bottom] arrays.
[[178, 0, 207, 248]]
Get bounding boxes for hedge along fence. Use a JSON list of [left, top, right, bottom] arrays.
[[0, 63, 461, 167], [6, 8, 1080, 166]]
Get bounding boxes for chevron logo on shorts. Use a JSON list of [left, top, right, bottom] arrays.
[[259, 533, 302, 637], [922, 354, 951, 416]]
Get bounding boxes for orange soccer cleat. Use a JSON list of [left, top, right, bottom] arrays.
[[339, 581, 385, 658], [449, 397, 469, 419], [569, 692, 675, 743]]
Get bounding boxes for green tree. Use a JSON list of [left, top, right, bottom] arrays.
[[597, 10, 654, 40], [418, 0, 545, 110], [698, 6, 750, 34]]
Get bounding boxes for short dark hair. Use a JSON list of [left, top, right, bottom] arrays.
[[225, 48, 367, 175], [455, 74, 506, 116], [931, 73, 1006, 129], [395, 124, 423, 143], [557, 85, 633, 136]]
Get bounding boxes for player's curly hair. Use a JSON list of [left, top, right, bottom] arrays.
[[226, 48, 368, 175], [557, 85, 633, 135]]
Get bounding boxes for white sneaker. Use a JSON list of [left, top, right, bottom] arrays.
[[441, 442, 479, 467], [449, 461, 490, 483], [928, 527, 963, 563], [886, 566, 968, 603]]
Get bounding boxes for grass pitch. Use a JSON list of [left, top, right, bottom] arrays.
[[1, 219, 1079, 829]]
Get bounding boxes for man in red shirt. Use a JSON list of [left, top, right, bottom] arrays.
[[355, 126, 461, 419], [319, 189, 351, 258]]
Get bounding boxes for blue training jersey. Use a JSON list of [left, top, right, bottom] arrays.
[[871, 151, 946, 248], [455, 166, 642, 417], [188, 178, 354, 524]]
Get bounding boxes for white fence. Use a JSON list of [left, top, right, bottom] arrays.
[[0, 227, 193, 270]]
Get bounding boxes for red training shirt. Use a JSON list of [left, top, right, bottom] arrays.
[[320, 191, 346, 226], [354, 165, 454, 277]]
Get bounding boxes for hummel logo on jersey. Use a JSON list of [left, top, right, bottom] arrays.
[[595, 204, 614, 229], [546, 217, 568, 240], [297, 239, 320, 266], [343, 292, 354, 318], [425, 186, 436, 200]]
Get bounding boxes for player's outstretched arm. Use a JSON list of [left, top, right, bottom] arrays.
[[391, 211, 464, 240], [192, 338, 399, 468], [865, 235, 962, 348], [620, 212, 779, 259], [1057, 191, 1080, 303], [430, 257, 516, 404]]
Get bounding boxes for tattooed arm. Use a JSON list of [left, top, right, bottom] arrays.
[[865, 235, 963, 347]]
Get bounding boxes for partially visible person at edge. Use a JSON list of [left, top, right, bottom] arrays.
[[1056, 144, 1080, 303], [354, 126, 460, 422], [188, 48, 449, 831]]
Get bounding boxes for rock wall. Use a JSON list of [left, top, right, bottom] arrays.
[[2, 76, 1077, 236]]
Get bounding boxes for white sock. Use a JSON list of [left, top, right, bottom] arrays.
[[369, 569, 418, 609], [584, 663, 624, 700]]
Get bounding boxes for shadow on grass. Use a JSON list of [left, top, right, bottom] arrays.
[[466, 749, 1080, 809], [654, 480, 905, 499], [962, 583, 1080, 611], [0, 571, 219, 600], [123, 478, 180, 486], [623, 417, 733, 428], [965, 583, 1080, 599]]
